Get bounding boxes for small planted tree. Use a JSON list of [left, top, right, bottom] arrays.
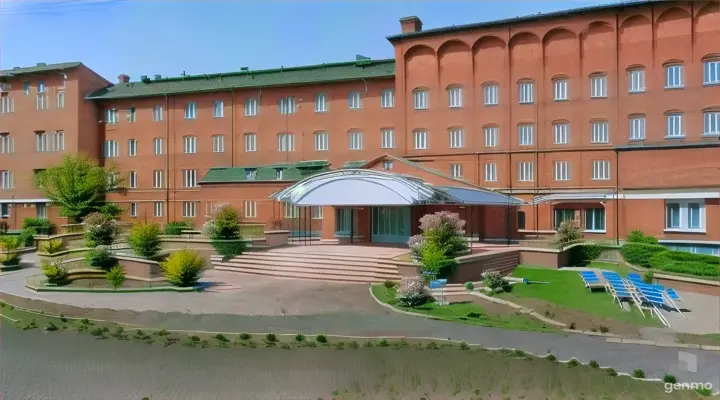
[[0, 236, 22, 266], [86, 245, 115, 269], [160, 249, 205, 287], [106, 265, 126, 290], [127, 222, 162, 258], [41, 259, 69, 284], [84, 212, 119, 247], [99, 203, 125, 219], [207, 206, 246, 258], [395, 276, 429, 307], [164, 221, 189, 236], [22, 217, 54, 235], [552, 220, 582, 249]]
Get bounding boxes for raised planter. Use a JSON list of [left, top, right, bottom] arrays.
[[264, 230, 289, 247], [114, 255, 164, 279]]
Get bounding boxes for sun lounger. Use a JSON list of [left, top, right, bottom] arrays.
[[628, 272, 643, 281], [666, 288, 682, 301], [579, 271, 604, 291]]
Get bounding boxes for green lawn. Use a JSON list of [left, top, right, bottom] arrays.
[[585, 261, 634, 276], [505, 266, 658, 327], [372, 285, 556, 332]]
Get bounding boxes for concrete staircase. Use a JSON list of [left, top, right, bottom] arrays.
[[212, 250, 402, 283]]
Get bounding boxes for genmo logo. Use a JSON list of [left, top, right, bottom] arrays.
[[664, 382, 713, 394]]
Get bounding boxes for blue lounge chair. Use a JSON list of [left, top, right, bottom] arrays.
[[628, 272, 643, 281]]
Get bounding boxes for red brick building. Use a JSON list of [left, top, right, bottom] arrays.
[[1, 0, 719, 254]]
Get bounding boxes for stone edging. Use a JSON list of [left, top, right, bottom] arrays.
[[465, 291, 569, 328], [26, 285, 196, 294]]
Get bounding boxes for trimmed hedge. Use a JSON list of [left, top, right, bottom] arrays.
[[620, 243, 667, 267], [211, 239, 247, 258], [649, 251, 720, 278], [626, 230, 659, 245], [568, 243, 603, 265], [164, 221, 189, 236]]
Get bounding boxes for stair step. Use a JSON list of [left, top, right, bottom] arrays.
[[227, 254, 399, 270], [214, 261, 400, 279], [219, 257, 399, 275], [265, 250, 402, 262], [214, 264, 395, 283]]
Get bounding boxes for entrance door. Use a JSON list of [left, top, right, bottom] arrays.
[[371, 206, 411, 244]]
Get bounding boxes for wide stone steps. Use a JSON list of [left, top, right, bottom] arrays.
[[269, 249, 404, 262], [228, 252, 399, 268], [219, 256, 399, 275]]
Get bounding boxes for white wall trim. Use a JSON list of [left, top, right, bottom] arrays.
[[0, 198, 50, 204], [623, 189, 720, 200]]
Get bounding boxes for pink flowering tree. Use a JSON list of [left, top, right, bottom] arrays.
[[406, 211, 468, 279], [395, 276, 429, 307]]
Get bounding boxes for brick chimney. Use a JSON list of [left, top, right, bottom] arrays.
[[117, 74, 130, 83], [400, 16, 423, 34]]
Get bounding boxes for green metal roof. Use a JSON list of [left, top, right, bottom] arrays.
[[387, 0, 660, 41], [0, 62, 82, 77], [200, 161, 331, 184], [86, 59, 395, 100], [343, 160, 367, 169]]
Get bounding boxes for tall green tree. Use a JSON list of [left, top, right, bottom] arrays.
[[35, 155, 125, 221]]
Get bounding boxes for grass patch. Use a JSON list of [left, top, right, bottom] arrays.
[[372, 285, 556, 332], [676, 333, 720, 346], [505, 266, 659, 327]]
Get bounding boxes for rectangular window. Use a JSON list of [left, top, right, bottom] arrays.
[[665, 64, 684, 88], [244, 133, 257, 152], [277, 133, 295, 152], [0, 96, 14, 114], [279, 96, 296, 114], [413, 130, 428, 150], [245, 169, 257, 180], [703, 111, 720, 136], [590, 74, 607, 98], [153, 105, 163, 121], [484, 163, 497, 182], [153, 202, 163, 217], [153, 137, 163, 155], [36, 203, 47, 219], [450, 164, 462, 178], [518, 162, 534, 182], [315, 93, 327, 112], [554, 209, 575, 229], [275, 169, 284, 180], [314, 131, 328, 151], [628, 69, 645, 93], [666, 113, 684, 137], [130, 203, 137, 218], [519, 82, 533, 104], [185, 101, 196, 119], [212, 100, 224, 118], [103, 140, 119, 158], [553, 161, 570, 181], [413, 90, 428, 110], [688, 203, 701, 229], [244, 201, 257, 218], [483, 84, 499, 105], [183, 136, 197, 153], [381, 89, 394, 108], [57, 91, 65, 108], [23, 81, 30, 95], [106, 109, 118, 124], [129, 171, 138, 188], [630, 116, 646, 140], [591, 121, 609, 143], [128, 139, 137, 156], [704, 60, 720, 85], [126, 107, 135, 122], [36, 93, 48, 110], [245, 98, 258, 116], [212, 135, 224, 152], [448, 86, 463, 108], [182, 202, 197, 218], [553, 123, 569, 144], [0, 170, 13, 189], [448, 128, 464, 148], [35, 131, 64, 152], [553, 79, 568, 101], [349, 131, 363, 151], [484, 126, 498, 147], [348, 91, 362, 109], [380, 129, 395, 149], [37, 80, 45, 93], [585, 208, 605, 232], [665, 201, 705, 231], [383, 161, 393, 170], [666, 203, 681, 229], [284, 203, 300, 219], [183, 169, 197, 187], [152, 170, 163, 188], [518, 124, 533, 146], [312, 206, 323, 220], [592, 160, 610, 180], [0, 134, 14, 154]]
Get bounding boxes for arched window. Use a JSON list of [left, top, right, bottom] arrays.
[[412, 88, 429, 110], [315, 92, 327, 112], [482, 82, 499, 106], [627, 66, 645, 93], [664, 61, 684, 89], [703, 55, 720, 85], [243, 133, 256, 152], [517, 79, 534, 104], [703, 107, 720, 136], [348, 91, 362, 109], [447, 85, 463, 108], [552, 76, 568, 101]]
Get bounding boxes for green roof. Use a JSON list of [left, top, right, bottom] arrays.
[[200, 161, 330, 184], [387, 0, 659, 41], [86, 58, 395, 100], [343, 160, 367, 169], [0, 62, 82, 77]]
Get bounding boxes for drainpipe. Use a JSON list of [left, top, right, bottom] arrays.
[[163, 93, 169, 225], [230, 87, 236, 167], [614, 12, 621, 246], [615, 148, 620, 245]]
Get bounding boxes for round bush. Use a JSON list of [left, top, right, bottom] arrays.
[[86, 245, 115, 270], [211, 239, 247, 258], [127, 222, 162, 258], [164, 221, 189, 236], [105, 265, 126, 290], [84, 212, 118, 246], [159, 249, 205, 287]]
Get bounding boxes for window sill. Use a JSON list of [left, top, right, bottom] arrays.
[[701, 133, 720, 138], [553, 99, 569, 102], [664, 229, 706, 234], [664, 135, 685, 140], [413, 108, 428, 111], [628, 137, 645, 141], [664, 86, 684, 90], [584, 230, 607, 234], [449, 106, 463, 109], [703, 82, 720, 87], [518, 102, 534, 105], [590, 96, 608, 99], [628, 90, 645, 94], [484, 103, 498, 107], [590, 141, 610, 145]]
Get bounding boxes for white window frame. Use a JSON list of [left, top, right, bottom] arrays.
[[244, 201, 257, 218], [284, 203, 300, 219], [152, 170, 164, 188], [666, 113, 684, 138], [129, 171, 138, 188], [279, 96, 296, 115], [448, 86, 463, 108], [628, 69, 645, 93], [553, 161, 570, 181], [106, 108, 118, 124], [0, 203, 8, 218], [380, 89, 394, 108], [128, 139, 137, 156], [245, 97, 258, 116], [36, 93, 48, 110], [484, 163, 497, 182], [0, 170, 13, 189], [56, 91, 65, 108], [413, 130, 428, 150], [315, 93, 327, 112], [183, 136, 197, 154], [36, 203, 48, 219], [591, 121, 609, 144], [450, 164, 463, 178], [630, 116, 646, 140], [0, 134, 14, 154], [130, 203, 137, 218], [127, 107, 136, 123], [518, 162, 534, 182], [103, 140, 119, 158], [0, 96, 14, 114], [383, 161, 393, 171], [153, 137, 164, 155], [590, 74, 607, 98], [348, 91, 362, 109], [182, 169, 197, 188], [314, 131, 328, 151], [277, 133, 295, 152], [553, 79, 568, 101], [348, 131, 363, 151], [153, 105, 163, 121], [484, 126, 498, 147], [518, 124, 533, 146], [704, 59, 720, 85], [483, 84, 499, 106], [413, 89, 428, 110], [212, 135, 225, 153], [553, 122, 569, 144], [311, 206, 323, 220], [703, 111, 720, 136], [380, 128, 395, 149], [182, 202, 197, 218], [518, 81, 533, 104], [212, 100, 224, 118], [665, 200, 705, 233], [185, 101, 196, 119], [35, 131, 64, 152], [584, 208, 606, 233], [153, 202, 163, 217], [591, 160, 611, 180], [448, 128, 464, 149], [244, 133, 257, 152], [665, 64, 684, 89]]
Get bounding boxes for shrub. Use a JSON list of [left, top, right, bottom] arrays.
[[41, 259, 69, 284], [45, 321, 59, 331], [383, 280, 397, 289], [0, 236, 22, 266], [552, 220, 582, 249], [86, 245, 115, 269], [210, 206, 241, 239], [126, 222, 162, 258], [464, 281, 474, 291], [18, 228, 36, 247], [99, 203, 124, 219], [643, 270, 654, 283], [482, 271, 505, 290], [348, 340, 360, 349], [335, 341, 345, 350], [0, 221, 7, 234], [294, 333, 305, 342], [598, 325, 609, 334], [105, 265, 126, 290], [407, 234, 426, 260], [567, 359, 579, 367], [459, 342, 470, 350], [238, 333, 251, 340], [620, 243, 667, 267], [419, 211, 468, 257], [164, 221, 189, 236], [84, 212, 118, 246], [211, 240, 247, 258], [214, 334, 229, 342], [22, 217, 53, 235], [315, 334, 327, 343], [39, 239, 64, 254], [588, 360, 599, 368], [696, 387, 713, 396], [376, 339, 390, 347], [663, 374, 677, 384], [395, 276, 429, 307], [606, 368, 617, 376], [424, 341, 439, 350], [632, 369, 645, 379], [627, 230, 659, 245], [421, 242, 455, 278], [648, 250, 720, 278], [265, 333, 277, 343], [160, 249, 205, 287], [545, 354, 557, 362], [568, 243, 603, 266]]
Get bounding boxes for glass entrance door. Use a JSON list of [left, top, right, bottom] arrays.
[[371, 206, 411, 244]]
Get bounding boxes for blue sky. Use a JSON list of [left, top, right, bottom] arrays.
[[0, 0, 617, 81]]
